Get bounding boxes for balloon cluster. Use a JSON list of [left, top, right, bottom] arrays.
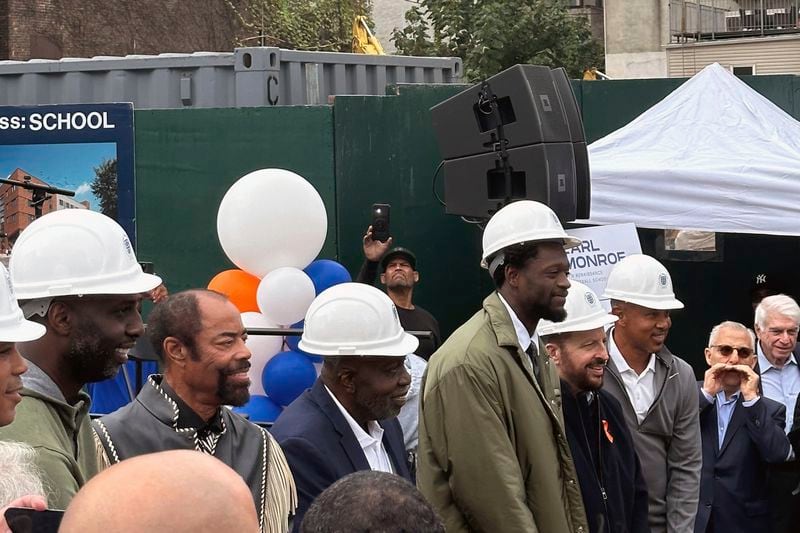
[[208, 169, 352, 423]]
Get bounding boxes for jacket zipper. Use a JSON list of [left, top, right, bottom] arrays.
[[578, 393, 610, 530], [606, 355, 672, 427]]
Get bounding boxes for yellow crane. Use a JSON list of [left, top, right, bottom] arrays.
[[352, 15, 385, 55]]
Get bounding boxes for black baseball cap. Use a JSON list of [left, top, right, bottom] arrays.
[[750, 271, 785, 304], [380, 247, 417, 272]]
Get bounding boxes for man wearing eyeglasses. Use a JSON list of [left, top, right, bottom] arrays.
[[754, 294, 800, 533], [696, 321, 792, 533]]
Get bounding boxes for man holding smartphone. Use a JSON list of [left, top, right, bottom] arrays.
[[357, 226, 441, 360]]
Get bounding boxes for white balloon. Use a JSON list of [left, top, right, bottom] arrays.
[[241, 312, 284, 395], [217, 168, 328, 278], [257, 267, 316, 327]]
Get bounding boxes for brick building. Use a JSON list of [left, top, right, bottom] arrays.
[[0, 0, 244, 60], [0, 168, 88, 245]]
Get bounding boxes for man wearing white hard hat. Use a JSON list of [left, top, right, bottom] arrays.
[[0, 262, 49, 531], [270, 283, 415, 531], [417, 200, 588, 533], [538, 280, 648, 533], [0, 209, 162, 509], [602, 254, 700, 533]]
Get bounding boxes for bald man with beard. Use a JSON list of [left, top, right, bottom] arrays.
[[60, 450, 259, 533]]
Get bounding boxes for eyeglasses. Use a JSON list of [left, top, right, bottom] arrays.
[[710, 345, 754, 358]]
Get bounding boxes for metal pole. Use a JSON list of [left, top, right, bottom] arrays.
[[712, 0, 716, 40], [761, 0, 765, 35]]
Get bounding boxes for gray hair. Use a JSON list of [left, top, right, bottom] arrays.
[[708, 321, 756, 349], [755, 294, 800, 330], [0, 441, 46, 507]]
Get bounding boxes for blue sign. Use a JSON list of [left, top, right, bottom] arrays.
[[0, 103, 136, 244]]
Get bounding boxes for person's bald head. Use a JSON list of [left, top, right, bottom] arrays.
[[60, 450, 259, 533]]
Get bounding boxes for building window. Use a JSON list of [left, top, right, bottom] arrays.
[[732, 65, 756, 76]]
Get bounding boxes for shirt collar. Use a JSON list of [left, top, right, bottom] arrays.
[[607, 327, 656, 375], [497, 293, 538, 352], [159, 377, 224, 433], [757, 341, 798, 372], [323, 384, 384, 447], [716, 389, 740, 405]]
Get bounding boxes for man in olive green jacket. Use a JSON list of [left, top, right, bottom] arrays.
[[417, 201, 588, 533], [0, 210, 161, 509]]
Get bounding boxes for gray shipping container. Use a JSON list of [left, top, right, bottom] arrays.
[[0, 47, 462, 109]]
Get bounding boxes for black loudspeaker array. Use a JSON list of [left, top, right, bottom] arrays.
[[430, 65, 590, 221]]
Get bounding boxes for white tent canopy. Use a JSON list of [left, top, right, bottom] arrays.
[[579, 63, 800, 236]]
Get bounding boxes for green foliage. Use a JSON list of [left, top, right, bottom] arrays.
[[230, 0, 374, 52], [392, 0, 603, 81], [91, 158, 118, 219]]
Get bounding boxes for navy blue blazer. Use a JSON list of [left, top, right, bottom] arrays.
[[695, 384, 791, 533], [270, 379, 412, 531]]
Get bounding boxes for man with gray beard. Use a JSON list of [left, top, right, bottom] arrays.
[[93, 290, 296, 533]]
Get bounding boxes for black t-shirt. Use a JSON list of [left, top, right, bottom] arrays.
[[356, 259, 442, 360], [397, 305, 441, 361]]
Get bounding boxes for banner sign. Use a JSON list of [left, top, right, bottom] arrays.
[[0, 103, 135, 245], [566, 223, 642, 306]]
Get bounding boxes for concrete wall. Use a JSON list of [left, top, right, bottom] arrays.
[[605, 0, 670, 78], [371, 0, 410, 53]]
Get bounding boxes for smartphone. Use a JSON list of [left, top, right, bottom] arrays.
[[371, 203, 391, 242], [4, 507, 64, 533]]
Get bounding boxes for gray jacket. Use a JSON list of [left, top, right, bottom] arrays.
[[602, 335, 701, 533]]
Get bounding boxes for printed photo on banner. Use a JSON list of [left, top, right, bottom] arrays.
[[0, 103, 135, 253], [566, 223, 642, 308]]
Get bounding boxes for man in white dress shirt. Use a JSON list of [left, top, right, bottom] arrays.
[[271, 283, 416, 532], [753, 294, 800, 533], [601, 254, 701, 533]]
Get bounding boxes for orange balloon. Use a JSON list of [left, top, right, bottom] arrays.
[[208, 269, 261, 313]]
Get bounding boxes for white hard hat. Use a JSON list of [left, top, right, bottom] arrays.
[[298, 282, 419, 357], [537, 280, 617, 336], [0, 263, 45, 342], [481, 200, 581, 271], [602, 254, 684, 310], [10, 209, 162, 300]]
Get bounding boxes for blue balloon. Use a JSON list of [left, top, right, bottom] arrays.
[[285, 320, 304, 352], [263, 350, 317, 406], [233, 394, 282, 423], [284, 322, 323, 362], [304, 259, 352, 295]]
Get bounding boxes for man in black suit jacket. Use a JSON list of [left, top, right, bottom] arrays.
[[539, 280, 649, 533], [696, 321, 792, 533], [270, 283, 417, 531]]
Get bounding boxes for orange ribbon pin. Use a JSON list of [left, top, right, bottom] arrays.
[[602, 419, 614, 443]]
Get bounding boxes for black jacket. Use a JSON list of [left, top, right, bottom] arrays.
[[561, 381, 649, 533]]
